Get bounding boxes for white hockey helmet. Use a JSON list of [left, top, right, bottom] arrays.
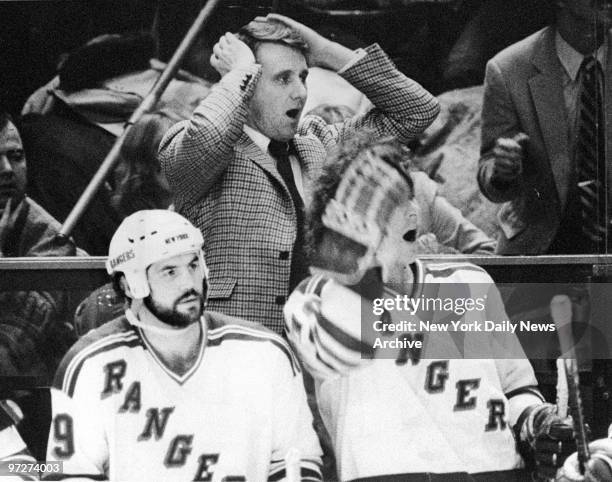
[[106, 210, 208, 299]]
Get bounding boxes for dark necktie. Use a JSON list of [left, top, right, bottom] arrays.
[[576, 56, 607, 252], [268, 140, 309, 292]]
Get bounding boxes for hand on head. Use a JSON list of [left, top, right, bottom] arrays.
[[210, 32, 255, 77], [253, 13, 353, 70]]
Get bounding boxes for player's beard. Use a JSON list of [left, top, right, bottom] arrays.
[[144, 289, 204, 328]]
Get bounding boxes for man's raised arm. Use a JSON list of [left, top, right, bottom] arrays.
[[159, 33, 258, 205]]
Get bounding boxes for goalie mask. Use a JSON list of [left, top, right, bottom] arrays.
[[106, 210, 208, 300], [318, 150, 419, 285]]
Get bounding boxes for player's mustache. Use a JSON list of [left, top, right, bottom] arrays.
[[176, 289, 201, 304]]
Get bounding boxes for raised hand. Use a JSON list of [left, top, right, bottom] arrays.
[[263, 13, 353, 70], [490, 132, 529, 185], [210, 32, 255, 78]]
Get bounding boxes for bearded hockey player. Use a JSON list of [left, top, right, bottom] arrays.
[[46, 210, 322, 481], [284, 133, 575, 481]]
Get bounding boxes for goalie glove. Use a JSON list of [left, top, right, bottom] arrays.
[[519, 403, 577, 480]]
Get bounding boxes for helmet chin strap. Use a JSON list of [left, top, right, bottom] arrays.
[[125, 307, 202, 337]]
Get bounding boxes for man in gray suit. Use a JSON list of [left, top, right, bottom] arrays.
[[159, 14, 439, 334], [478, 0, 612, 255]]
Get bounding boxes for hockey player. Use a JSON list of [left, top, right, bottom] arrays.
[[284, 132, 574, 481], [47, 210, 322, 481]]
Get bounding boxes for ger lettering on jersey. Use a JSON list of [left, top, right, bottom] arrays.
[[285, 258, 544, 481]]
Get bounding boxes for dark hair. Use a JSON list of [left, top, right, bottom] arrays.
[[306, 130, 414, 262], [111, 112, 176, 218], [111, 272, 127, 303], [237, 18, 308, 57], [306, 104, 356, 125], [59, 32, 156, 92], [0, 111, 13, 131]]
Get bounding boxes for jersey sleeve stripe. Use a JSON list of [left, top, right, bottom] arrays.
[[312, 324, 362, 370], [309, 275, 328, 297], [505, 386, 544, 402], [314, 309, 372, 355]]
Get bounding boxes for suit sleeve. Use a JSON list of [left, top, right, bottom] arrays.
[[299, 44, 439, 147], [268, 349, 322, 482], [413, 172, 496, 255], [478, 58, 524, 203], [46, 364, 108, 481], [158, 65, 262, 207]]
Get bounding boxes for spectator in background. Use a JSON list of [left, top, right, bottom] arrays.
[[20, 32, 210, 255], [0, 112, 75, 258], [478, 0, 612, 255], [110, 111, 175, 218], [441, 0, 554, 90], [0, 111, 77, 381], [308, 100, 496, 255], [160, 14, 439, 334], [74, 112, 176, 335]]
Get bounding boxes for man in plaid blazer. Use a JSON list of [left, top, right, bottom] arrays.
[[159, 14, 440, 334]]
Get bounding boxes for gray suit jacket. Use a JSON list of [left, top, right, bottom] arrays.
[[478, 27, 612, 254], [159, 44, 439, 333]]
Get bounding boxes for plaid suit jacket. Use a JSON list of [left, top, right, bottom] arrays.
[[160, 44, 439, 334]]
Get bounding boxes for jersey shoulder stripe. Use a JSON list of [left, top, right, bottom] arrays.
[[295, 275, 328, 297], [53, 316, 143, 396], [313, 308, 372, 356], [207, 323, 301, 375]]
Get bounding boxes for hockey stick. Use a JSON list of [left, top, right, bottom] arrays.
[[551, 294, 590, 474]]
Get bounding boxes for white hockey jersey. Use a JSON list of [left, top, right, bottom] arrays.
[[284, 259, 543, 481], [47, 312, 322, 481]]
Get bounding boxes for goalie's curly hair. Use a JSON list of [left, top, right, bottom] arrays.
[[305, 129, 415, 264]]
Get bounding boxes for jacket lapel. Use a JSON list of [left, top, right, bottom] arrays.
[[237, 131, 327, 202], [293, 136, 326, 184], [236, 132, 283, 183], [528, 27, 571, 209]]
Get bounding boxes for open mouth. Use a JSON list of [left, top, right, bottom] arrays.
[[286, 108, 301, 119]]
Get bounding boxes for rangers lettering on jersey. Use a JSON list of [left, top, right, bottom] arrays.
[[47, 313, 322, 481]]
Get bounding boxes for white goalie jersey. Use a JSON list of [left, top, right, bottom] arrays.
[[46, 312, 322, 481], [284, 259, 543, 481]]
